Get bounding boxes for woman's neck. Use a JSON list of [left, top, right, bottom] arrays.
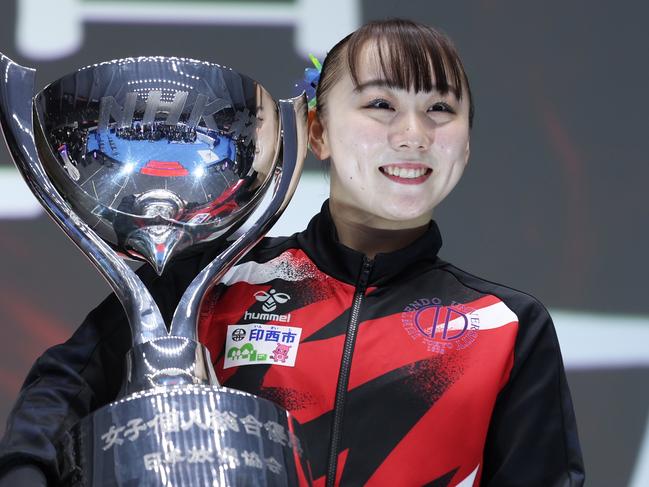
[[329, 204, 430, 259]]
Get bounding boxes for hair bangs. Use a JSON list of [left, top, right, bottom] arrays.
[[315, 19, 474, 127], [346, 20, 467, 101]]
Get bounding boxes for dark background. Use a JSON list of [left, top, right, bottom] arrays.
[[0, 1, 647, 485]]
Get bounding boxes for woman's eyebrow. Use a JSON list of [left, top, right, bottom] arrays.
[[354, 79, 461, 99], [353, 79, 393, 93]]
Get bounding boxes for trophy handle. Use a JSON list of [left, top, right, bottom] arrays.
[[0, 53, 167, 343], [169, 94, 307, 345]]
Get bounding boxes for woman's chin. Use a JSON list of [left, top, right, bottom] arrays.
[[371, 204, 434, 229]]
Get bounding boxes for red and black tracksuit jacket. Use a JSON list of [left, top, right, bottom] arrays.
[[0, 203, 584, 486]]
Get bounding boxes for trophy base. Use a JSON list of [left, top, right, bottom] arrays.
[[58, 385, 312, 486]]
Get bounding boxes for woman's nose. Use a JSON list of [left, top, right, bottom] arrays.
[[388, 112, 432, 152]]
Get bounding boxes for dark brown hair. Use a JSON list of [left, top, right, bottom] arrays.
[[315, 19, 474, 127]]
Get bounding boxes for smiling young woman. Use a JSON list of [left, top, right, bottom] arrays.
[[0, 19, 584, 487], [309, 23, 473, 256]]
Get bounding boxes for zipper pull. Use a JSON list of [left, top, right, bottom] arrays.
[[358, 256, 373, 288]]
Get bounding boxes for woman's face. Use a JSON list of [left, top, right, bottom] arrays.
[[310, 43, 471, 230]]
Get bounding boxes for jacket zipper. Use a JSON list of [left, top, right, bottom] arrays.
[[326, 256, 373, 486]]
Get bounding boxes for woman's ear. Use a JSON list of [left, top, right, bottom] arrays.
[[308, 110, 330, 160]]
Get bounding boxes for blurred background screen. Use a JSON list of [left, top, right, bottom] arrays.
[[0, 1, 647, 485]]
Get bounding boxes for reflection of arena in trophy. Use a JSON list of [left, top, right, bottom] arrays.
[[35, 57, 280, 272]]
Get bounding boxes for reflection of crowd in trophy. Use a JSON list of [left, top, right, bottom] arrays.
[[47, 100, 248, 190], [51, 125, 87, 158], [115, 122, 197, 143]]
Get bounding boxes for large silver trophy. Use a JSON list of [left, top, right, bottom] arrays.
[[0, 53, 310, 485]]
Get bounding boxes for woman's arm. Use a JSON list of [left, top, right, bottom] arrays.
[[0, 288, 132, 484], [481, 302, 585, 486]]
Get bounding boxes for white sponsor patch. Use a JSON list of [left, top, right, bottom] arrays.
[[224, 324, 302, 369]]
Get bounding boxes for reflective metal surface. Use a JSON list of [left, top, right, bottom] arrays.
[[0, 52, 309, 485], [33, 56, 281, 275], [0, 53, 306, 353], [123, 338, 217, 394], [59, 385, 312, 486], [0, 54, 167, 342]]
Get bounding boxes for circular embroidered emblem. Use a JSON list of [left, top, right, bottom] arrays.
[[401, 298, 480, 354]]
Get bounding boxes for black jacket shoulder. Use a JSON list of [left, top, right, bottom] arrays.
[[439, 262, 585, 486]]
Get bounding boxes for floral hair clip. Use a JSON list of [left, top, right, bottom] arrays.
[[295, 54, 322, 112]]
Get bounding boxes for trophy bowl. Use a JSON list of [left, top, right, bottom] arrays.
[[0, 54, 310, 486], [33, 56, 283, 274]]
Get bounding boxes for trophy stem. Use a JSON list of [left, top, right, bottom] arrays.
[[0, 53, 168, 345], [169, 95, 307, 345]]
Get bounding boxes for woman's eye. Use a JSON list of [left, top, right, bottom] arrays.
[[429, 102, 455, 113], [365, 99, 393, 110]]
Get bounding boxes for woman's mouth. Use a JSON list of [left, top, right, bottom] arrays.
[[379, 164, 433, 184]]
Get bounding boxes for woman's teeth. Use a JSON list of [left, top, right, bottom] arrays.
[[383, 166, 428, 178]]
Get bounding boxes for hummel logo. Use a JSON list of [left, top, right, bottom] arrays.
[[254, 289, 290, 312]]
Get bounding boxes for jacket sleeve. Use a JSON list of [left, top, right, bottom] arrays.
[[0, 258, 196, 485], [481, 300, 585, 487]]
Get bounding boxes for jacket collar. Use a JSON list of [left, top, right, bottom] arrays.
[[297, 200, 443, 287]]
